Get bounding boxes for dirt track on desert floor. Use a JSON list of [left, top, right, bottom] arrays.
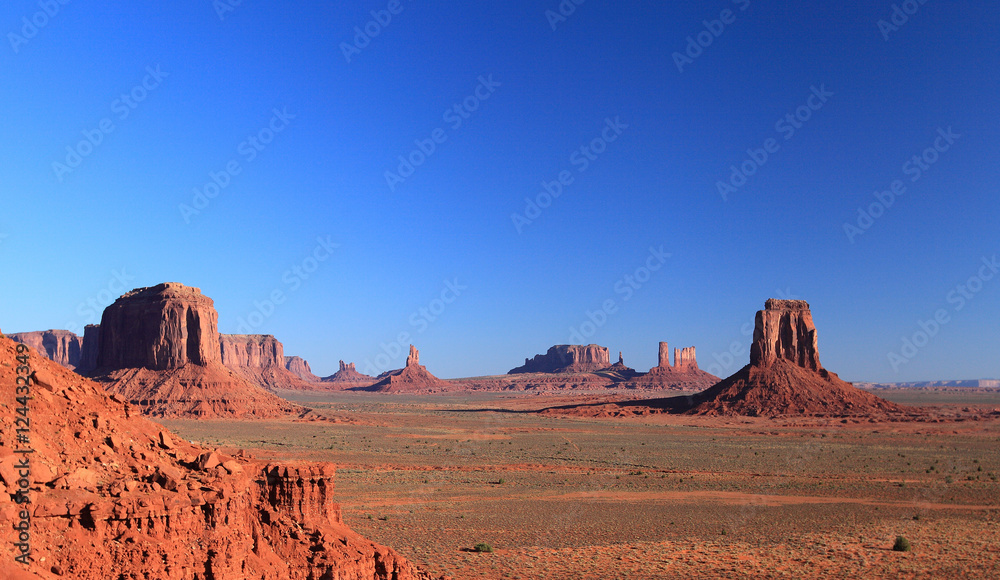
[[163, 390, 1000, 579]]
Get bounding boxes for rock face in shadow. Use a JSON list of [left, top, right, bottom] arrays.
[[358, 346, 449, 393], [7, 329, 82, 370], [0, 331, 434, 579], [508, 344, 612, 374], [687, 299, 906, 417], [322, 360, 374, 385], [76, 324, 101, 375], [219, 334, 315, 391], [97, 283, 221, 370], [89, 283, 301, 419], [285, 355, 322, 382]]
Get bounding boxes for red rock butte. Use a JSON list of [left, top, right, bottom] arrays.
[[285, 355, 322, 382], [360, 345, 449, 392], [322, 360, 376, 385], [89, 283, 303, 419], [687, 299, 907, 417], [0, 329, 432, 579], [625, 341, 719, 390], [509, 344, 612, 374]]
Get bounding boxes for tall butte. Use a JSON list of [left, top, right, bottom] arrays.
[[360, 345, 448, 392], [90, 283, 302, 418], [688, 299, 906, 417]]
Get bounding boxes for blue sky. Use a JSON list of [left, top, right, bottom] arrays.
[[1, 1, 997, 382]]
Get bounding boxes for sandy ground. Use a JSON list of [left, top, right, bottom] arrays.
[[161, 390, 1000, 579]]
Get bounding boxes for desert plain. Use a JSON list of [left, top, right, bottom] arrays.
[[161, 388, 1000, 579]]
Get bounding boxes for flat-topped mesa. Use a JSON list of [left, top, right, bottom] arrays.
[[658, 342, 670, 368], [219, 334, 317, 391], [220, 334, 284, 369], [284, 355, 322, 382], [90, 283, 303, 418], [508, 344, 611, 374], [7, 329, 83, 370], [97, 283, 221, 370], [674, 346, 698, 371], [750, 299, 821, 371]]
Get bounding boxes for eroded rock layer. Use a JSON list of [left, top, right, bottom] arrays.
[[509, 344, 612, 374], [219, 334, 315, 391], [0, 332, 432, 579], [322, 360, 375, 385], [7, 330, 82, 371], [687, 299, 905, 416], [90, 283, 301, 418], [285, 356, 322, 382]]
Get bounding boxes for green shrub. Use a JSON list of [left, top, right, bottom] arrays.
[[473, 542, 493, 553], [893, 536, 911, 552]]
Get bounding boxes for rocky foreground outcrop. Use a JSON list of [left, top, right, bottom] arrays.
[[219, 334, 316, 391], [284, 356, 322, 382], [359, 346, 449, 392], [7, 330, 82, 371], [0, 331, 433, 579], [686, 299, 906, 416], [89, 283, 302, 418], [509, 344, 612, 374]]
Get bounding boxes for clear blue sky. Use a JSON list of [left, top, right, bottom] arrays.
[[1, 1, 997, 382]]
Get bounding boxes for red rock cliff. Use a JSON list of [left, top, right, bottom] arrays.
[[7, 329, 82, 371], [674, 346, 698, 370], [0, 331, 433, 579], [220, 334, 317, 391], [749, 299, 821, 371], [508, 344, 611, 374], [285, 356, 322, 382], [77, 324, 100, 375], [688, 299, 905, 417], [90, 283, 302, 418], [97, 283, 221, 370]]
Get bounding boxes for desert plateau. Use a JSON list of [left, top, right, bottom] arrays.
[[4, 2, 998, 577]]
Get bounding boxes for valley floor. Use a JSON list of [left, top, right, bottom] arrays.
[[162, 390, 1000, 579]]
